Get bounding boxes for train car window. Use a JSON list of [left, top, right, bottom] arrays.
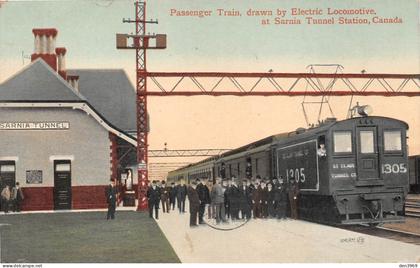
[[384, 130, 402, 151], [317, 135, 327, 157], [333, 131, 352, 153], [360, 130, 375, 153]]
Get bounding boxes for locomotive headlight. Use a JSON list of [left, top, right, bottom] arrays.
[[357, 105, 373, 117]]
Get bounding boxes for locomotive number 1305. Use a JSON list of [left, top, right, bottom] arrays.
[[381, 163, 407, 174], [286, 168, 306, 182]]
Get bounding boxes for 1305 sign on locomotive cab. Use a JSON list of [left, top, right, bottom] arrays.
[[381, 163, 407, 174], [276, 140, 319, 191]]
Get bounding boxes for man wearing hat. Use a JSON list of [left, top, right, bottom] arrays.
[[274, 177, 288, 219], [229, 178, 241, 220], [288, 177, 300, 219], [196, 177, 210, 224], [147, 180, 161, 220], [239, 179, 252, 220], [160, 180, 170, 213], [187, 181, 200, 227], [224, 177, 233, 220], [105, 180, 117, 220]]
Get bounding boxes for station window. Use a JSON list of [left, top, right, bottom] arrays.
[[333, 131, 352, 153], [384, 130, 402, 152], [360, 130, 375, 154]]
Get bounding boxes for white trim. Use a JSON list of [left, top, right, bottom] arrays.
[[276, 139, 320, 192], [0, 102, 137, 146], [49, 155, 75, 162], [0, 156, 19, 162]]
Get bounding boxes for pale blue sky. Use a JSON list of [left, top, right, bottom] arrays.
[[1, 0, 419, 80]]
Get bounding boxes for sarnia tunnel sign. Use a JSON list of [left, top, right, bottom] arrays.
[[0, 121, 70, 130], [276, 140, 319, 191]]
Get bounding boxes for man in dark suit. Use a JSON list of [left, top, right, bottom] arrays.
[[288, 178, 300, 219], [251, 180, 262, 219], [196, 178, 210, 224], [239, 179, 252, 220], [229, 179, 241, 220], [187, 181, 200, 227], [160, 180, 170, 213], [169, 182, 177, 211], [176, 180, 187, 213], [147, 180, 161, 220], [274, 177, 288, 220], [105, 180, 117, 220], [224, 178, 233, 220], [266, 183, 276, 218], [260, 181, 269, 218]]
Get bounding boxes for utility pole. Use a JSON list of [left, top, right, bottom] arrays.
[[117, 1, 166, 211]]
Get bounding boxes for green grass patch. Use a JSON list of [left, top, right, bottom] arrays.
[[0, 211, 180, 263]]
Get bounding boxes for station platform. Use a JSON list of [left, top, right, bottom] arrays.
[[155, 202, 420, 263]]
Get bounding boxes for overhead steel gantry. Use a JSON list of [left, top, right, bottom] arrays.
[[149, 149, 231, 157], [147, 72, 420, 97]]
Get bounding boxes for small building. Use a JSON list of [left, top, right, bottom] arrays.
[[0, 28, 138, 211]]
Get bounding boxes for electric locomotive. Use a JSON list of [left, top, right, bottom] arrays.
[[167, 108, 409, 225]]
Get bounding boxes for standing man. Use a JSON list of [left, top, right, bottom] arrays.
[[169, 182, 177, 211], [1, 185, 11, 213], [288, 178, 300, 219], [224, 178, 233, 220], [11, 182, 24, 212], [274, 177, 288, 220], [210, 177, 225, 224], [197, 178, 210, 224], [105, 180, 117, 220], [260, 181, 269, 218], [187, 181, 200, 227], [229, 179, 241, 220], [251, 180, 262, 219], [241, 179, 253, 219], [266, 183, 275, 218], [160, 180, 170, 213], [176, 180, 187, 213], [147, 180, 161, 220]]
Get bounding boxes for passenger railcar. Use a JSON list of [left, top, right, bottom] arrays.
[[167, 115, 410, 225]]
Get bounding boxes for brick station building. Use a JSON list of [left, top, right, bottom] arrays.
[[0, 28, 138, 211]]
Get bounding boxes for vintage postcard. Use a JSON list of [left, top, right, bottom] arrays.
[[0, 0, 419, 266]]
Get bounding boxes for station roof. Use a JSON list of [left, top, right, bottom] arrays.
[[0, 59, 85, 102], [0, 59, 137, 134], [67, 69, 137, 133], [0, 59, 137, 145]]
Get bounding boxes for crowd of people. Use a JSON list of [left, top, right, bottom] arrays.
[[0, 181, 25, 213], [146, 175, 300, 227]]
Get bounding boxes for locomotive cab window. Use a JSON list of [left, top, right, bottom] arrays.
[[384, 130, 402, 152], [333, 131, 352, 153], [360, 130, 375, 154]]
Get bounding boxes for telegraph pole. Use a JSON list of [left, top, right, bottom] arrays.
[[117, 1, 166, 211]]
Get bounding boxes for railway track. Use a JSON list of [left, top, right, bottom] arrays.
[[405, 195, 420, 218], [341, 224, 420, 246]]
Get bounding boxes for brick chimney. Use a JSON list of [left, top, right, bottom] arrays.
[[31, 28, 58, 71], [67, 75, 79, 91], [55, 47, 67, 80]]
